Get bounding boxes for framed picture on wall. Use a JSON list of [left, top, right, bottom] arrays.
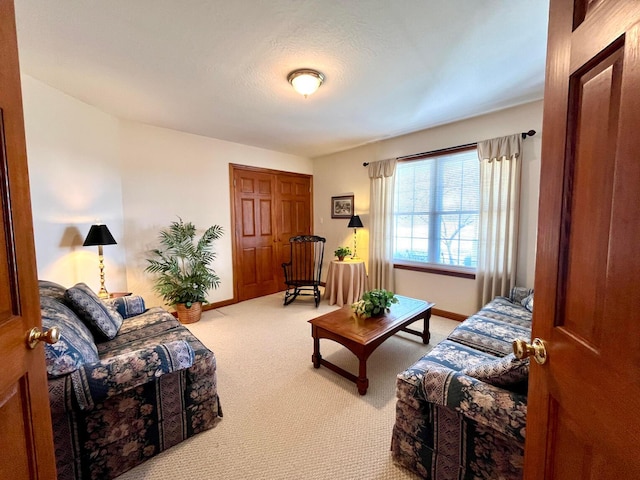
[[331, 195, 354, 219]]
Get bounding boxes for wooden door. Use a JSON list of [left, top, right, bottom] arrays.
[[275, 174, 312, 287], [0, 1, 58, 478], [232, 166, 280, 301], [526, 0, 640, 477]]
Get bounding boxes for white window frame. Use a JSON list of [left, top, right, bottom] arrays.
[[392, 145, 479, 279]]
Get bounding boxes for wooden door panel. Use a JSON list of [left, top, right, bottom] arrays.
[[240, 248, 257, 286], [259, 199, 272, 235], [561, 45, 622, 348], [241, 199, 255, 236], [256, 246, 276, 282], [527, 1, 640, 478], [0, 381, 32, 478]]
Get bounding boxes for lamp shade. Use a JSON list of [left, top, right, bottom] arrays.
[[83, 224, 117, 246], [348, 215, 363, 229]]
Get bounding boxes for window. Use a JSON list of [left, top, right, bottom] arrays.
[[393, 147, 479, 272]]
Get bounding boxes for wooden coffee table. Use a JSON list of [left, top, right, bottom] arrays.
[[308, 295, 434, 395]]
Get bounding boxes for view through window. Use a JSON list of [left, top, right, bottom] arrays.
[[393, 147, 479, 270]]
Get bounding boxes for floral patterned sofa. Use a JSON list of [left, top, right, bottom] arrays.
[[391, 287, 534, 480], [39, 280, 222, 480]]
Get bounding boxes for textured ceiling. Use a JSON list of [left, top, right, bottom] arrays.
[[14, 1, 549, 158]]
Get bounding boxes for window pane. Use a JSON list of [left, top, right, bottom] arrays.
[[393, 148, 479, 268]]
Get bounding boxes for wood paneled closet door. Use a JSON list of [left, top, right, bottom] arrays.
[[525, 0, 640, 478], [231, 165, 312, 302], [0, 1, 58, 478]]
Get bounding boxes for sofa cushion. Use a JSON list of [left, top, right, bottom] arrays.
[[104, 295, 146, 319], [40, 295, 99, 377], [521, 293, 534, 312], [38, 280, 67, 302], [460, 353, 529, 388], [447, 314, 532, 356], [65, 283, 123, 341], [117, 307, 180, 339]]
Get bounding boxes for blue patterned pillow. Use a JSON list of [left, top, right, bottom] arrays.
[[460, 353, 529, 388], [521, 293, 534, 312], [65, 283, 123, 341], [103, 295, 146, 319], [40, 295, 99, 377], [38, 280, 67, 302]]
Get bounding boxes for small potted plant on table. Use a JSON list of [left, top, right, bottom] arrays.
[[334, 246, 352, 261], [352, 289, 399, 318], [145, 218, 223, 324]]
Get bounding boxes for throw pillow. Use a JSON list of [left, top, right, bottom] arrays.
[[104, 295, 146, 319], [521, 293, 534, 312], [65, 283, 123, 341], [40, 295, 99, 377], [460, 353, 529, 388]]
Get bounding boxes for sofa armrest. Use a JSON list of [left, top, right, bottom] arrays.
[[422, 364, 527, 443], [70, 339, 194, 410]]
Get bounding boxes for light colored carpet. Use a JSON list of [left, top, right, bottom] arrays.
[[117, 292, 458, 480]]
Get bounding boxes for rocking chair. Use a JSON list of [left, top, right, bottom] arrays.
[[282, 235, 326, 307]]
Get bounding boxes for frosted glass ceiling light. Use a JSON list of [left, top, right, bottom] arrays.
[[287, 69, 324, 97]]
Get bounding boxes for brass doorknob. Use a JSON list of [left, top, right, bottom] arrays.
[[27, 326, 60, 349], [513, 337, 548, 365]]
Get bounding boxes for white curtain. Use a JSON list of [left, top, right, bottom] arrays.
[[368, 158, 397, 291], [477, 134, 522, 306]]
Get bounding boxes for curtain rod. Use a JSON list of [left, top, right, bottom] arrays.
[[362, 130, 536, 167]]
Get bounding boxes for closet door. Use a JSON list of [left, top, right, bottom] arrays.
[[231, 165, 313, 302], [232, 167, 280, 301], [275, 174, 312, 287]]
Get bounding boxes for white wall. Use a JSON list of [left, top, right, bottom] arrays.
[[22, 75, 128, 292], [22, 75, 312, 308], [313, 100, 543, 316], [119, 121, 313, 307]]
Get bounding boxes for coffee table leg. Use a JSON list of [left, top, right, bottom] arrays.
[[422, 310, 431, 344], [312, 334, 322, 368], [357, 358, 369, 395]]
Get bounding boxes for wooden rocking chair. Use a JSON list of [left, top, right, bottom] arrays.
[[282, 235, 326, 307]]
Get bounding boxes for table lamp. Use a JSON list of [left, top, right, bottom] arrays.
[[348, 215, 363, 259], [83, 224, 117, 299]]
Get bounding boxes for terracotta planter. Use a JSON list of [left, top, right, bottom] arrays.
[[337, 256, 345, 261], [176, 302, 202, 324]]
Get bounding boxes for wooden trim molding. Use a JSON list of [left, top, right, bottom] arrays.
[[394, 262, 476, 280], [204, 299, 236, 310], [431, 308, 467, 322]]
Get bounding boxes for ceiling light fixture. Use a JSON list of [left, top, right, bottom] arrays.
[[287, 69, 325, 98]]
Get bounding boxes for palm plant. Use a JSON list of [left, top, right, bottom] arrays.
[[145, 219, 223, 307]]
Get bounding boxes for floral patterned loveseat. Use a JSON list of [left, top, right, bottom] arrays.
[[391, 287, 534, 480], [39, 280, 222, 480]]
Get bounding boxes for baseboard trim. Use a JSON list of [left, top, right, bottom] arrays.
[[203, 298, 236, 310], [432, 308, 467, 322], [175, 298, 466, 322]]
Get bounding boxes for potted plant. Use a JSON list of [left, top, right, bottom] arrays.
[[352, 289, 399, 318], [145, 218, 223, 324], [334, 246, 352, 261]]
